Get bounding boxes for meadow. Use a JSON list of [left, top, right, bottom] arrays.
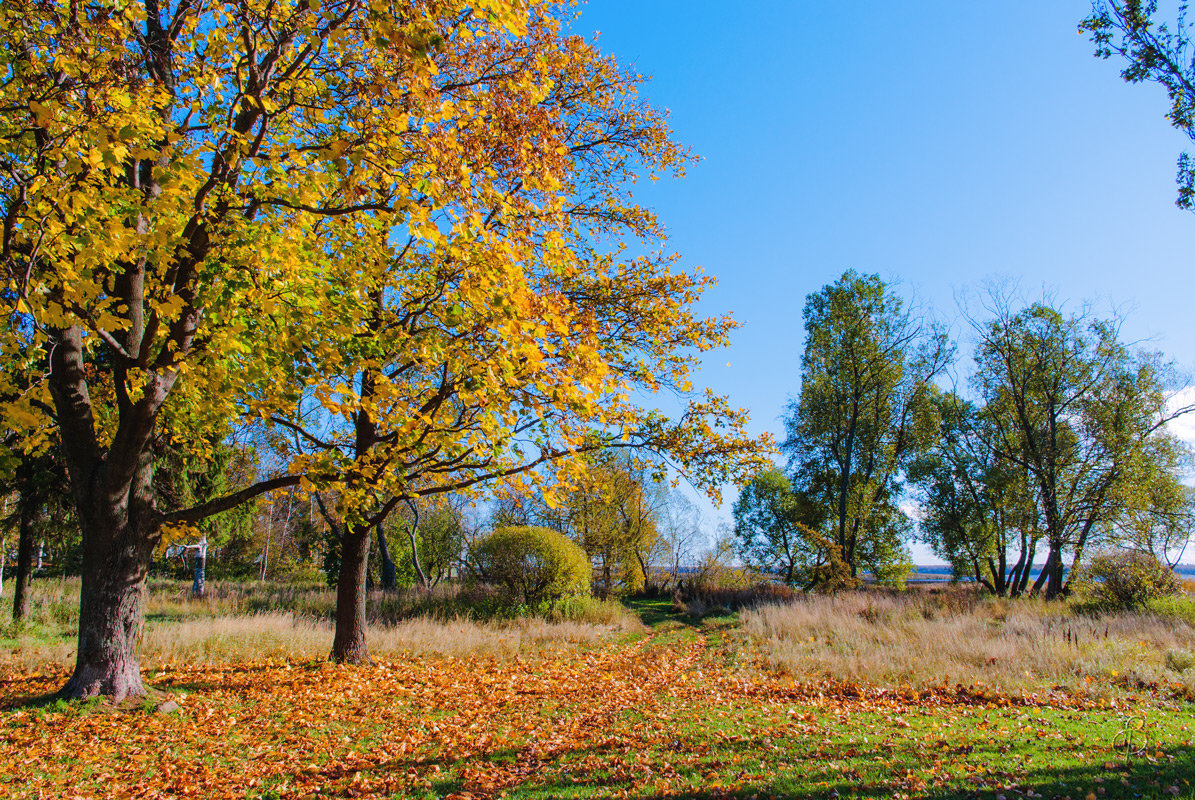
[[2, 579, 1195, 800]]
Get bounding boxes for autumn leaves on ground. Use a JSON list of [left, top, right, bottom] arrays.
[[3, 585, 1195, 800]]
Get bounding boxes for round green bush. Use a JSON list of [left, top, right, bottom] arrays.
[[468, 526, 591, 607], [1078, 550, 1180, 611]]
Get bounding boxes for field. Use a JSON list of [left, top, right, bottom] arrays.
[[2, 581, 1195, 800]]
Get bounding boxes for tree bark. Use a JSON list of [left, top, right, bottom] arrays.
[[59, 517, 153, 700], [11, 486, 35, 621], [331, 524, 372, 664]]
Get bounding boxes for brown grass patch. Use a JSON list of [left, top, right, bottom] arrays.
[[741, 588, 1195, 695], [2, 578, 641, 671]]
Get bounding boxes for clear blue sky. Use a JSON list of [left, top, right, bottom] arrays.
[[572, 2, 1195, 561]]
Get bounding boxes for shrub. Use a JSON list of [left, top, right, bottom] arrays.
[[1078, 550, 1180, 611], [1149, 594, 1195, 624], [468, 526, 590, 607]]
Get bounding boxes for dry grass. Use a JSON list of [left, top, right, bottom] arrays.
[[741, 587, 1195, 695], [1, 577, 642, 671]]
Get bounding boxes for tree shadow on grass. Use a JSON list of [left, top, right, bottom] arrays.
[[510, 744, 1195, 800], [335, 715, 1195, 800]]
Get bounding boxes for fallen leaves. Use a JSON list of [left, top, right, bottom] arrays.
[[1, 628, 1191, 799]]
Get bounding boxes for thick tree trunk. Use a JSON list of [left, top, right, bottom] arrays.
[[1046, 551, 1066, 599], [1032, 545, 1065, 598], [1014, 536, 1038, 596], [985, 556, 1005, 596], [1007, 542, 1027, 598], [11, 490, 35, 621], [59, 520, 152, 700], [331, 524, 372, 664]]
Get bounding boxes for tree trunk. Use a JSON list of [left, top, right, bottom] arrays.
[[59, 520, 152, 700], [1007, 539, 1027, 598], [260, 507, 273, 581], [11, 489, 35, 621], [403, 500, 428, 590], [1014, 536, 1038, 596], [1033, 545, 1064, 598], [331, 524, 372, 664], [191, 541, 206, 597], [376, 521, 397, 592], [1046, 550, 1066, 599]]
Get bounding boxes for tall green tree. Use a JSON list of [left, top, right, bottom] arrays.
[[971, 297, 1190, 597], [783, 271, 950, 580], [1, 446, 74, 619], [1103, 422, 1194, 568]]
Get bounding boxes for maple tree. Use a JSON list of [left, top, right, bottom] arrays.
[[255, 9, 771, 661], [0, 0, 543, 698], [0, 0, 771, 689]]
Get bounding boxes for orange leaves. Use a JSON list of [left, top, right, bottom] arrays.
[[3, 623, 1188, 800]]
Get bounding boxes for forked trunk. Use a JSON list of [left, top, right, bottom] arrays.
[[331, 524, 371, 664], [59, 521, 152, 700]]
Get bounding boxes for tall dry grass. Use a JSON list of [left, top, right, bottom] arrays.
[[741, 588, 1195, 695], [2, 577, 641, 671]]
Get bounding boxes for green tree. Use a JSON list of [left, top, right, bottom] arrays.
[[784, 271, 951, 580], [1, 446, 74, 620], [157, 438, 257, 595], [1103, 429, 1194, 568], [910, 393, 1041, 596], [732, 468, 846, 589], [971, 296, 1190, 597]]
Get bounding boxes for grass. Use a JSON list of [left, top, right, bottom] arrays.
[[2, 580, 1195, 799], [740, 587, 1195, 697], [1, 577, 642, 668]]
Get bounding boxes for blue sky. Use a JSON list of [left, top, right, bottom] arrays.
[[571, 2, 1195, 562]]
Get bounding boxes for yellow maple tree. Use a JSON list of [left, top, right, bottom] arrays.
[[0, 0, 773, 693]]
